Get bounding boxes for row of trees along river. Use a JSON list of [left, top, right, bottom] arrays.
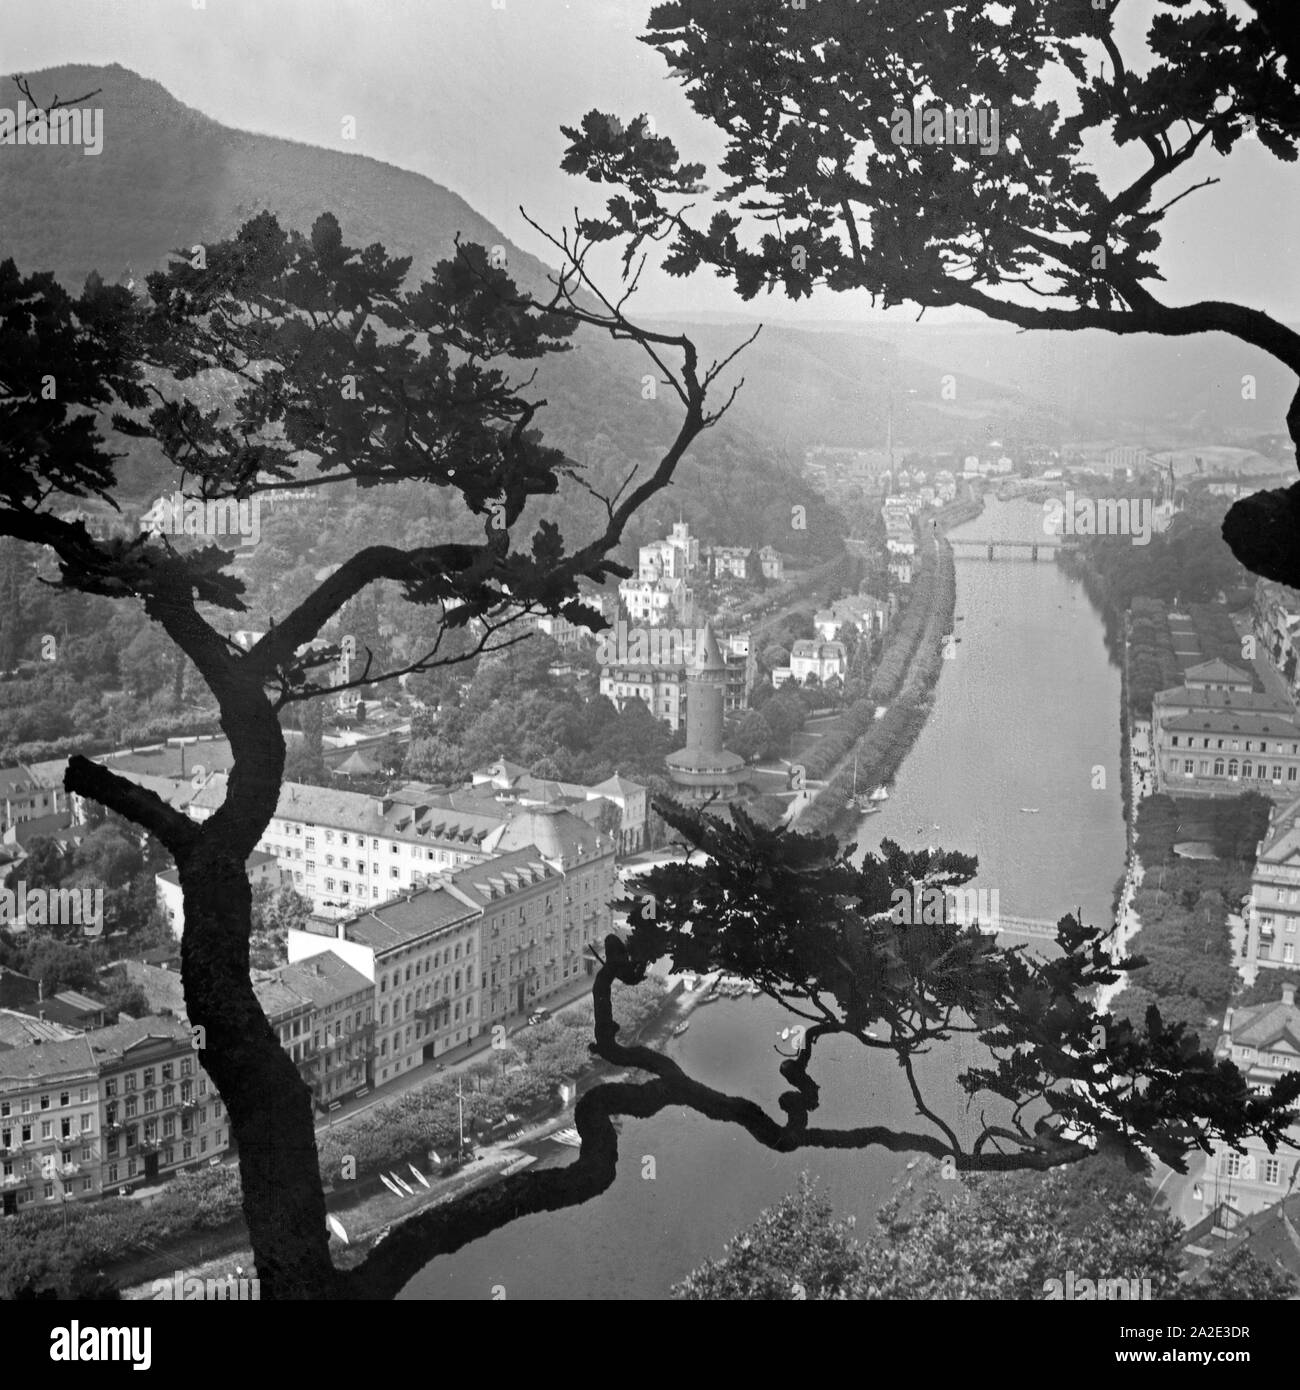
[[405, 498, 1128, 1299]]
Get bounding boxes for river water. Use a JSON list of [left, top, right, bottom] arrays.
[[402, 498, 1127, 1300]]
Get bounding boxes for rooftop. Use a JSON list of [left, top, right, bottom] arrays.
[[341, 883, 481, 952]]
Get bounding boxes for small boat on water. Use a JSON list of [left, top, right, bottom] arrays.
[[408, 1163, 430, 1189], [672, 1020, 691, 1036], [378, 1173, 403, 1197], [326, 1214, 350, 1244], [551, 1127, 583, 1148], [390, 1172, 415, 1195], [1020, 807, 1040, 814], [869, 786, 889, 802]]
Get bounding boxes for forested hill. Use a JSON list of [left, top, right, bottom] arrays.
[[0, 63, 847, 570]]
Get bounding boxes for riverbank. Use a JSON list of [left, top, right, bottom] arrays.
[[114, 973, 714, 1298], [799, 495, 973, 836]]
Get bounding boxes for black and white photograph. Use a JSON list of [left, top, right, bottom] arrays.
[[0, 0, 1298, 1353]]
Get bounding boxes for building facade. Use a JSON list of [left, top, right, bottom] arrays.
[[1198, 986, 1300, 1219], [290, 882, 483, 1084], [91, 1018, 228, 1196], [190, 777, 508, 919], [1247, 796, 1300, 972], [0, 1036, 99, 1215], [255, 951, 374, 1110]]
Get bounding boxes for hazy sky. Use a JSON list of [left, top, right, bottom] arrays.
[[5, 0, 1298, 321]]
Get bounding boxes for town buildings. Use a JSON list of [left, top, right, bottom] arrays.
[[1197, 985, 1300, 1219], [720, 630, 758, 714], [638, 520, 699, 582], [290, 882, 483, 1083], [91, 1017, 228, 1195], [1246, 795, 1300, 972], [774, 640, 848, 688], [0, 763, 67, 834], [814, 593, 893, 642], [0, 1035, 100, 1214], [618, 574, 695, 629], [598, 655, 689, 732], [468, 762, 647, 855], [188, 776, 509, 919], [253, 952, 374, 1110], [0, 1015, 229, 1214], [1152, 660, 1300, 801]]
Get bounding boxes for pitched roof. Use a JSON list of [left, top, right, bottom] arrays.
[[0, 1008, 77, 1049], [1184, 658, 1254, 685], [0, 1034, 97, 1084], [1153, 687, 1290, 715], [448, 846, 560, 907], [192, 776, 508, 851], [1163, 709, 1300, 737], [1229, 998, 1300, 1052], [340, 883, 480, 952], [85, 1015, 192, 1063], [275, 951, 371, 1008], [590, 773, 644, 799], [493, 805, 609, 862]]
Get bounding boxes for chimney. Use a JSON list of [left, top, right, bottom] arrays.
[[1283, 984, 1296, 1008]]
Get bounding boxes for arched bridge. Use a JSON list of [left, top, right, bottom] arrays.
[[948, 537, 1079, 561]]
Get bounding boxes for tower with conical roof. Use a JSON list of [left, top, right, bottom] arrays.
[[665, 622, 746, 799]]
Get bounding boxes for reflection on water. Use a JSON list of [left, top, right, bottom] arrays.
[[402, 499, 1126, 1299]]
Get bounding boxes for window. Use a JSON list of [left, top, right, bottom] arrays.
[[1223, 1154, 1241, 1177], [1265, 1158, 1281, 1184], [143, 1069, 154, 1087], [59, 1091, 69, 1107]]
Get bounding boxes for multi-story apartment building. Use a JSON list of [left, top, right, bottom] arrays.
[[91, 1017, 228, 1194], [1246, 796, 1300, 972], [599, 657, 688, 732], [464, 808, 618, 1024], [617, 574, 695, 629], [255, 951, 374, 1110], [1198, 985, 1300, 1219], [888, 555, 913, 587], [289, 882, 482, 1085], [0, 1036, 99, 1215], [721, 630, 758, 714], [188, 776, 509, 919], [1154, 692, 1300, 801]]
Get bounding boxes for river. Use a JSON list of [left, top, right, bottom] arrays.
[[402, 498, 1127, 1300]]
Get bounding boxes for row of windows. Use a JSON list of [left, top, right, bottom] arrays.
[[1169, 735, 1300, 754], [1175, 759, 1297, 781], [0, 1111, 92, 1145], [1221, 1154, 1284, 1183]]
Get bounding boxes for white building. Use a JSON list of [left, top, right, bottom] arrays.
[[617, 575, 695, 628], [788, 640, 847, 685]]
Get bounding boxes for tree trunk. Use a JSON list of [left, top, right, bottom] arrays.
[[179, 846, 341, 1298]]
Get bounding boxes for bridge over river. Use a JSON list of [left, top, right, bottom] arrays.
[[948, 536, 1079, 561]]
